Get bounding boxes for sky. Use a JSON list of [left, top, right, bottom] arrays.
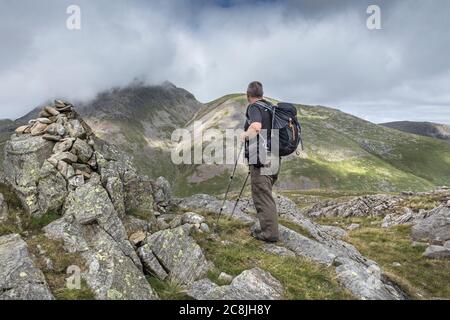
[[0, 0, 450, 124]]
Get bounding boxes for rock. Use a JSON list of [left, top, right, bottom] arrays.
[[57, 161, 75, 179], [0, 234, 54, 300], [335, 257, 405, 300], [262, 243, 296, 257], [304, 194, 402, 218], [30, 122, 48, 136], [45, 123, 65, 136], [347, 223, 360, 231], [105, 176, 125, 218], [68, 175, 84, 189], [174, 194, 253, 223], [42, 134, 61, 142], [50, 151, 78, 164], [188, 268, 284, 300], [423, 242, 450, 260], [156, 218, 170, 230], [277, 224, 337, 266], [0, 193, 9, 222], [319, 225, 348, 239], [218, 272, 234, 283], [152, 176, 172, 208], [44, 106, 60, 116], [137, 245, 168, 280], [169, 215, 183, 229], [37, 117, 52, 124], [182, 212, 205, 225], [412, 205, 450, 243], [71, 138, 93, 163], [123, 176, 155, 214], [3, 134, 54, 216], [44, 183, 157, 300], [53, 138, 75, 153], [37, 161, 68, 214], [129, 231, 147, 246], [39, 110, 52, 118], [65, 119, 86, 139], [15, 125, 29, 134], [142, 225, 210, 284], [200, 223, 210, 233], [122, 216, 152, 236]]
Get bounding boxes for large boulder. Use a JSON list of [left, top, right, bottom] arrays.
[[139, 225, 210, 284], [44, 182, 157, 300], [423, 241, 450, 260], [0, 234, 54, 300], [152, 176, 172, 212], [412, 205, 450, 243], [3, 135, 54, 216], [188, 268, 284, 300]]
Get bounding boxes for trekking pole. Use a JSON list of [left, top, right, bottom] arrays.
[[230, 168, 251, 220], [216, 142, 244, 225]]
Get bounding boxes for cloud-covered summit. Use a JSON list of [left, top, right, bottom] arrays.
[[0, 0, 449, 123]]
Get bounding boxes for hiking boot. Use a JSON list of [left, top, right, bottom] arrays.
[[250, 229, 279, 243]]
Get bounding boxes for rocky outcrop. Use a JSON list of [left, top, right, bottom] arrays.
[[43, 182, 157, 300], [138, 225, 211, 285], [188, 268, 284, 300], [0, 234, 53, 300], [303, 194, 403, 218], [4, 101, 164, 218], [0, 193, 8, 222], [412, 205, 450, 243], [411, 204, 450, 260]]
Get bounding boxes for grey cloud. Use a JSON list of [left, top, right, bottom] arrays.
[[0, 0, 449, 124]]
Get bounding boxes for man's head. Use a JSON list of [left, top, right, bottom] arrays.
[[247, 81, 264, 104]]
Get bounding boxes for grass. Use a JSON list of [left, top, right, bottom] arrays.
[[312, 216, 450, 299], [146, 276, 192, 300], [191, 214, 353, 300], [27, 234, 95, 300]]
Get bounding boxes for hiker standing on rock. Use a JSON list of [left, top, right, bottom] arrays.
[[240, 81, 280, 243]]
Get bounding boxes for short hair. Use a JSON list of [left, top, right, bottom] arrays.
[[247, 81, 264, 98]]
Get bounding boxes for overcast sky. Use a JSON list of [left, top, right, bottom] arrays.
[[1, 0, 449, 124]]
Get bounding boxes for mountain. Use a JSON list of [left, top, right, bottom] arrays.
[[2, 84, 450, 196], [176, 95, 450, 195], [381, 121, 450, 141], [1, 96, 449, 301]]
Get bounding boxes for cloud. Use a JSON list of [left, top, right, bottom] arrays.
[[0, 0, 449, 124]]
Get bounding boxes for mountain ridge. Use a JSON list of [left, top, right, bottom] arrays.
[[381, 121, 450, 141]]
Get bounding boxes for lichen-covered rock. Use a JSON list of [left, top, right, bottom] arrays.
[[174, 194, 253, 223], [142, 225, 210, 284], [43, 183, 158, 300], [105, 176, 125, 217], [0, 193, 9, 222], [318, 225, 348, 239], [137, 245, 168, 280], [182, 212, 205, 225], [71, 138, 93, 163], [123, 176, 155, 214], [65, 119, 86, 139], [152, 176, 172, 212], [0, 234, 54, 300], [412, 205, 450, 243], [188, 268, 284, 300], [37, 161, 68, 214], [3, 134, 55, 217]]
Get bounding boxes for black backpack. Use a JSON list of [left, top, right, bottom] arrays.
[[246, 101, 303, 158]]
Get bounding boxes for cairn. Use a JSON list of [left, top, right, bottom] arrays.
[[13, 100, 96, 189]]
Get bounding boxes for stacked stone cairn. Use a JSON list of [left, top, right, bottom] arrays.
[[14, 100, 96, 189]]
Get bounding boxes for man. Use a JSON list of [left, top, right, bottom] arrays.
[[241, 81, 279, 243]]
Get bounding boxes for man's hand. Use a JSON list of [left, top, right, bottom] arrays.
[[240, 131, 249, 142]]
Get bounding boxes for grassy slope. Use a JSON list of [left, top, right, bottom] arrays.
[[175, 95, 450, 196]]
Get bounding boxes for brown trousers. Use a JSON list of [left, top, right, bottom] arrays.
[[250, 165, 279, 241]]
